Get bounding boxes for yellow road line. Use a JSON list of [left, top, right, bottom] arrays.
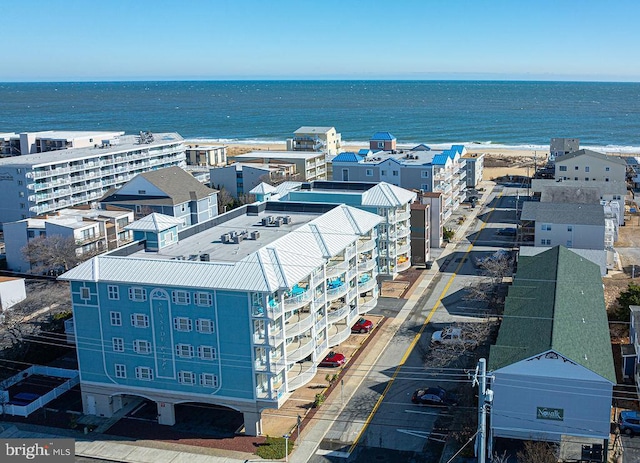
[[348, 190, 504, 453]]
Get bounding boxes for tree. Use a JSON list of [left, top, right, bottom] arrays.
[[258, 171, 301, 187], [612, 283, 640, 321], [516, 441, 558, 463], [424, 322, 496, 368], [22, 235, 95, 274]]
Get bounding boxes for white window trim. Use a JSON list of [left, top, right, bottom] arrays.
[[110, 311, 122, 326], [174, 317, 192, 332], [129, 287, 147, 302], [112, 337, 124, 352], [176, 343, 194, 358], [135, 366, 153, 381], [133, 339, 151, 354], [196, 318, 214, 334], [172, 290, 190, 305], [194, 292, 212, 307], [198, 345, 217, 360], [200, 373, 219, 388], [108, 285, 119, 300], [131, 313, 149, 328], [179, 370, 196, 385], [80, 287, 91, 301], [115, 364, 126, 379]]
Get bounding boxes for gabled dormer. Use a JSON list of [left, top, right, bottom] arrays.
[[125, 213, 183, 251]]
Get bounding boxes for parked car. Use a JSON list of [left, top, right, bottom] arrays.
[[619, 410, 640, 435], [431, 327, 464, 345], [319, 351, 346, 367], [352, 318, 373, 333], [496, 227, 517, 236], [411, 386, 458, 406]]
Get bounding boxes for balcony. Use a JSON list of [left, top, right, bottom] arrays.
[[397, 227, 410, 238], [75, 233, 105, 246], [326, 260, 348, 278], [358, 258, 376, 272], [327, 303, 350, 323], [326, 282, 348, 301], [434, 170, 453, 181], [254, 356, 286, 374], [357, 237, 376, 252], [286, 336, 315, 363], [328, 321, 351, 347], [253, 328, 284, 347], [283, 288, 312, 311], [397, 210, 411, 221], [396, 242, 410, 255], [287, 362, 317, 391], [284, 310, 315, 338], [358, 294, 378, 314], [397, 259, 411, 272], [357, 277, 376, 293]]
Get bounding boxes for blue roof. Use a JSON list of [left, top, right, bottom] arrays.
[[451, 145, 465, 155], [332, 152, 364, 163], [431, 153, 449, 165], [370, 131, 396, 141], [358, 149, 372, 156]]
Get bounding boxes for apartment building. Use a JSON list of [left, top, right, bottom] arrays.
[[60, 201, 382, 436], [233, 151, 327, 182], [262, 180, 418, 278], [549, 137, 579, 161], [4, 206, 134, 273], [1, 130, 125, 156], [461, 152, 484, 188], [0, 131, 186, 226], [100, 166, 218, 228], [554, 149, 627, 183], [286, 127, 342, 156], [184, 143, 227, 167], [332, 140, 466, 221]]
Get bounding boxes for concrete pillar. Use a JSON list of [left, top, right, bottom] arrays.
[[157, 401, 176, 426], [243, 411, 262, 436]]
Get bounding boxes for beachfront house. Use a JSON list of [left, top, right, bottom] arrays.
[[554, 149, 627, 183], [461, 152, 485, 188], [489, 246, 615, 447], [100, 166, 218, 228], [286, 126, 342, 156], [0, 131, 186, 227], [549, 138, 580, 161], [233, 151, 327, 182], [184, 143, 227, 167], [59, 201, 382, 436], [210, 162, 298, 198], [263, 180, 419, 278], [3, 205, 134, 273]]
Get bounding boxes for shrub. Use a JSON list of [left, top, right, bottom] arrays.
[[255, 436, 293, 459], [313, 393, 326, 408]]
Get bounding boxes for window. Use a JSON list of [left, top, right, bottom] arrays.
[[110, 311, 122, 326], [176, 344, 194, 358], [20, 203, 25, 209], [392, 170, 399, 176], [174, 317, 192, 331], [541, 224, 552, 231], [135, 366, 153, 381], [196, 318, 214, 333], [129, 287, 147, 302], [365, 169, 373, 177], [377, 141, 384, 149], [112, 337, 124, 352], [421, 184, 429, 191], [574, 166, 579, 170], [108, 285, 119, 300], [18, 180, 23, 186], [566, 240, 573, 248], [80, 287, 91, 300], [198, 345, 217, 360], [605, 178, 610, 182], [138, 190, 146, 195], [540, 239, 551, 245], [585, 166, 590, 172], [172, 290, 190, 305], [559, 166, 567, 172], [19, 191, 24, 197], [27, 230, 35, 238], [605, 167, 610, 172], [574, 177, 578, 181], [381, 170, 387, 176], [194, 292, 212, 307], [178, 371, 195, 385], [133, 340, 151, 354], [200, 373, 219, 388], [585, 177, 589, 181], [421, 171, 429, 178], [131, 313, 149, 328], [115, 364, 126, 378], [567, 226, 573, 232]]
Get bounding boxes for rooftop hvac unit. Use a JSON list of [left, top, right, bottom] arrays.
[[200, 253, 210, 261], [233, 234, 243, 244], [282, 215, 292, 224], [274, 217, 284, 227], [250, 231, 260, 240], [221, 233, 231, 243], [261, 216, 274, 226]]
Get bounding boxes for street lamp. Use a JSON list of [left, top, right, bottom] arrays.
[[283, 434, 290, 462]]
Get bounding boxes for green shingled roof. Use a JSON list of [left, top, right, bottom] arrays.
[[489, 246, 615, 383]]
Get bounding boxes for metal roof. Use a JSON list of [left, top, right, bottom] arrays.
[[555, 149, 627, 166], [61, 205, 381, 293], [332, 152, 364, 163], [362, 182, 417, 207], [370, 132, 396, 141], [125, 213, 184, 232], [294, 126, 335, 134], [249, 182, 278, 195]]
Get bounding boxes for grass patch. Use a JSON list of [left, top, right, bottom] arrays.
[[255, 436, 293, 459]]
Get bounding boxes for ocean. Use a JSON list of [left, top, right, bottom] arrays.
[[1, 80, 640, 152]]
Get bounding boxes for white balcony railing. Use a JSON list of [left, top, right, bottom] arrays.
[[328, 304, 350, 323], [287, 362, 317, 391], [284, 290, 312, 310], [329, 323, 351, 347], [357, 278, 376, 293], [357, 237, 376, 252], [358, 259, 376, 272], [284, 312, 315, 338], [397, 259, 411, 272], [326, 284, 348, 301], [325, 260, 348, 278], [286, 337, 315, 363]]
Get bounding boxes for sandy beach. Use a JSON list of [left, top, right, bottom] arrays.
[[221, 141, 548, 181]]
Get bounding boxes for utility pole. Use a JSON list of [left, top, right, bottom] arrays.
[[472, 358, 494, 463]]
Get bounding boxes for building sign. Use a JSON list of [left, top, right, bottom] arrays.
[[0, 172, 14, 181], [536, 407, 564, 421]]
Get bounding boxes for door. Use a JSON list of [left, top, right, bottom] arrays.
[[86, 395, 97, 415]]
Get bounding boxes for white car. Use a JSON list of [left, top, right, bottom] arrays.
[[431, 327, 463, 345]]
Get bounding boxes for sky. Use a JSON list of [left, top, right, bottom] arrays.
[[2, 0, 639, 82]]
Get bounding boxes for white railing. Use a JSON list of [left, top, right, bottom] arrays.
[[286, 337, 315, 363], [397, 227, 410, 238], [358, 296, 378, 314], [328, 304, 350, 322], [397, 210, 411, 221], [358, 278, 376, 293], [287, 363, 317, 391], [396, 242, 411, 254], [325, 260, 348, 278], [329, 324, 351, 347], [326, 284, 348, 301], [397, 260, 411, 272], [315, 338, 329, 357], [358, 259, 376, 271], [284, 290, 312, 310], [358, 238, 376, 252], [285, 312, 315, 338]]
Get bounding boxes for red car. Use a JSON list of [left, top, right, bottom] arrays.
[[319, 351, 346, 367], [351, 318, 373, 333]]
